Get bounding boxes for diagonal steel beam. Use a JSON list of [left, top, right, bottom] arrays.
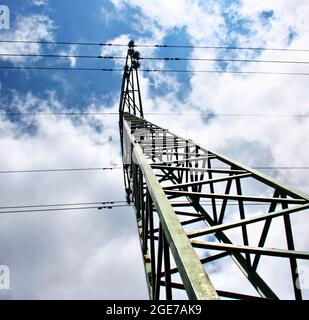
[[190, 240, 309, 260], [164, 190, 307, 204]]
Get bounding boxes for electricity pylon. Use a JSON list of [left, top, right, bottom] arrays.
[[119, 41, 309, 300]]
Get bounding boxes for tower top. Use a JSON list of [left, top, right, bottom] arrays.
[[118, 40, 143, 118]]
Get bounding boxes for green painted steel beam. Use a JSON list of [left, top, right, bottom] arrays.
[[150, 155, 216, 166], [163, 173, 251, 190], [191, 240, 309, 259], [164, 190, 307, 204], [151, 165, 247, 174]]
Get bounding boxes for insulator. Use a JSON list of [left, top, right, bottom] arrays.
[[132, 61, 141, 69], [128, 40, 135, 48], [133, 51, 140, 60]]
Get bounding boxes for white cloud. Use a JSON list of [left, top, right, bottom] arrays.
[[58, 45, 78, 67], [0, 91, 148, 299], [1, 0, 308, 300], [110, 0, 225, 42], [105, 0, 309, 299], [116, 0, 309, 192], [0, 14, 54, 63], [31, 0, 48, 6], [100, 6, 113, 25]]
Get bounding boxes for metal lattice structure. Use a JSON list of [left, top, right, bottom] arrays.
[[119, 42, 309, 300]]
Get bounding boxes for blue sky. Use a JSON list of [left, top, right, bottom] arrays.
[[1, 0, 286, 111], [1, 0, 199, 110], [0, 0, 309, 300], [2, 0, 126, 109]]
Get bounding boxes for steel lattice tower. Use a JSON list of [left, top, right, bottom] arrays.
[[119, 41, 309, 300]]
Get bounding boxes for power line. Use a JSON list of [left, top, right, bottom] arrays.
[[144, 57, 309, 65], [143, 69, 309, 77], [0, 198, 304, 214], [140, 44, 309, 52], [0, 201, 281, 214], [0, 112, 120, 116], [1, 112, 308, 118], [0, 40, 115, 46], [193, 166, 309, 170], [0, 39, 308, 52], [254, 166, 309, 170], [147, 113, 309, 118], [0, 204, 132, 214], [0, 166, 308, 175], [0, 199, 289, 211], [0, 66, 122, 72], [2, 53, 309, 65], [0, 200, 126, 209], [1, 65, 309, 76], [0, 53, 104, 59], [0, 167, 122, 174], [0, 53, 126, 60], [143, 57, 309, 64]]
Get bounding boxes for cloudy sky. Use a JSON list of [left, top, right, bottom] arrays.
[[0, 0, 309, 299]]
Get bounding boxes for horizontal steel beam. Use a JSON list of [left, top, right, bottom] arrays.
[[160, 252, 230, 277], [163, 173, 251, 190], [174, 211, 204, 218], [191, 240, 309, 259], [140, 139, 184, 144], [158, 283, 265, 300], [151, 165, 247, 174], [142, 143, 197, 149], [217, 290, 265, 300], [151, 155, 216, 166], [151, 216, 206, 233], [145, 152, 206, 157]]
